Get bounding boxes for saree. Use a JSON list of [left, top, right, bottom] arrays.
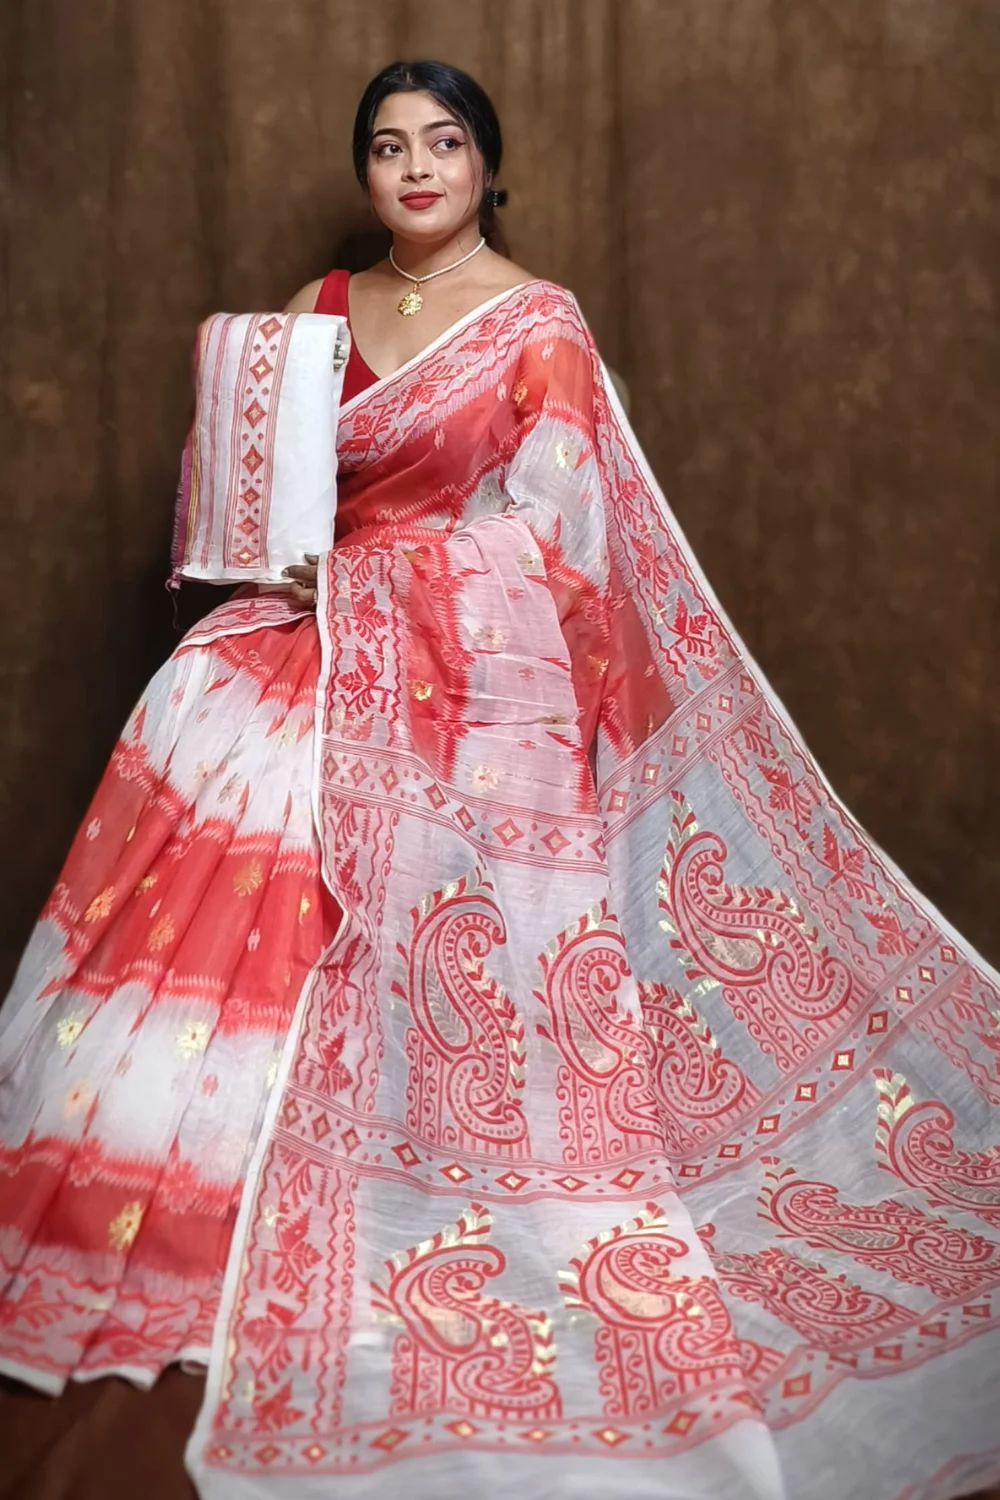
[[1, 280, 998, 1500]]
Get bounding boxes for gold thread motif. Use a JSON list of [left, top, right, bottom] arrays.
[[176, 1020, 210, 1058], [109, 1201, 145, 1252], [233, 860, 264, 897], [473, 626, 507, 650], [56, 1016, 85, 1049], [84, 887, 115, 922], [148, 912, 176, 951], [410, 680, 433, 701]]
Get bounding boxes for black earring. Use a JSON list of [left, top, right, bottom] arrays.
[[484, 188, 507, 210]]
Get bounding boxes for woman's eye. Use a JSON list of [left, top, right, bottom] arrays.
[[374, 143, 401, 158], [434, 137, 464, 151]]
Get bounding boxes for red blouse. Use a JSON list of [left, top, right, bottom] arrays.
[[312, 269, 379, 405]]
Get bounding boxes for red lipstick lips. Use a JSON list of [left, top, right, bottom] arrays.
[[399, 192, 442, 210]]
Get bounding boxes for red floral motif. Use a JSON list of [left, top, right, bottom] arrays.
[[815, 823, 876, 903], [159, 1155, 202, 1213], [337, 650, 389, 740], [70, 1300, 204, 1366], [758, 1159, 1000, 1301], [713, 706, 931, 977], [182, 591, 310, 649], [306, 1029, 353, 1096], [0, 1277, 70, 1338], [243, 1300, 299, 1384], [371, 1202, 560, 1421], [860, 904, 919, 958], [323, 548, 401, 748], [912, 968, 1000, 1106], [393, 870, 528, 1154], [252, 1379, 306, 1433], [873, 1070, 1000, 1230], [657, 793, 856, 1072], [638, 980, 762, 1155], [321, 804, 369, 913], [109, 717, 153, 786], [271, 1155, 316, 1215], [0, 1254, 222, 1384], [346, 587, 388, 644], [559, 1204, 744, 1415], [268, 1210, 323, 1299], [665, 595, 718, 683], [534, 901, 660, 1163], [707, 1234, 917, 1349]]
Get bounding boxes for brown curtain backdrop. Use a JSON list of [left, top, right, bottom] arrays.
[[2, 0, 998, 991]]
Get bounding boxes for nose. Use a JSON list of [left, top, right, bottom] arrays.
[[402, 145, 434, 183]]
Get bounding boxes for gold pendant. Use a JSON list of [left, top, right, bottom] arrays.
[[397, 285, 423, 317]]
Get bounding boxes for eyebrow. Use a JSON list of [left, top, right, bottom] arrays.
[[370, 119, 466, 141]]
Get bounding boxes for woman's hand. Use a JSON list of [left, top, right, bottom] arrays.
[[283, 554, 319, 607]]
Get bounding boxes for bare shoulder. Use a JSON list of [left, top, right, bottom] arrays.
[[283, 277, 325, 313], [481, 253, 537, 292]]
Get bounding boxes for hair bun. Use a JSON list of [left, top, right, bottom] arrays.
[[485, 188, 508, 210]]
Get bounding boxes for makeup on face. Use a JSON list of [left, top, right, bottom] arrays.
[[366, 94, 484, 238]]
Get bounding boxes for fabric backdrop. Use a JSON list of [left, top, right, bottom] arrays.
[[1, 0, 997, 1024]]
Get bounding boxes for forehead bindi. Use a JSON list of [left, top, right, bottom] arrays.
[[371, 91, 466, 141]]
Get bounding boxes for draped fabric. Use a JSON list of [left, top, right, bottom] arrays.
[[172, 311, 349, 584], [0, 596, 336, 1387], [22, 277, 980, 1500]]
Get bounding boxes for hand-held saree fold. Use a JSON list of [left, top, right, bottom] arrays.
[[1, 280, 998, 1500]]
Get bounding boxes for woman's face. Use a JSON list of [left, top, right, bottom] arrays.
[[366, 89, 485, 243]]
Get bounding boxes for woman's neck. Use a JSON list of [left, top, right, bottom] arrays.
[[389, 224, 485, 279]]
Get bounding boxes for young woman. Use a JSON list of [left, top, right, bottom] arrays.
[[1, 60, 998, 1500]]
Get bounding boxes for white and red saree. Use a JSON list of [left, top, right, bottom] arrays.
[[1, 281, 998, 1500]]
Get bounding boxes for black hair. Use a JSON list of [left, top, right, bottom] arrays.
[[352, 60, 509, 252]]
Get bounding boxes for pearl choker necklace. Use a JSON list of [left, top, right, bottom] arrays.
[[389, 236, 486, 316]]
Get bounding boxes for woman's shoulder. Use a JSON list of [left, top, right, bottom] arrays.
[[483, 254, 536, 292], [283, 277, 327, 314], [477, 256, 576, 311], [504, 274, 583, 324]]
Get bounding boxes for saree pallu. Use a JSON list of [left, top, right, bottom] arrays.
[[2, 281, 999, 1500]]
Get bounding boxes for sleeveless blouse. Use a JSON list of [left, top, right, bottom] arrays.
[[312, 269, 378, 405]]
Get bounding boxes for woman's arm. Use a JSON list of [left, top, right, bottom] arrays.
[[283, 279, 325, 314]]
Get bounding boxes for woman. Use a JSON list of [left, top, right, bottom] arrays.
[[1, 59, 998, 1500]]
